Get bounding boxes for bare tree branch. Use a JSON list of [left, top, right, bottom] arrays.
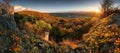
[[100, 0, 115, 18]]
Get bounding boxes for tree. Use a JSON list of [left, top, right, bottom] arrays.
[[101, 0, 114, 18], [34, 20, 52, 34]]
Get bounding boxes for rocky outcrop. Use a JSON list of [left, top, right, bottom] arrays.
[[0, 1, 17, 32], [0, 1, 18, 52], [113, 13, 120, 25]]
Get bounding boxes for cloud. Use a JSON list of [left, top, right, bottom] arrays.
[[14, 5, 32, 12]]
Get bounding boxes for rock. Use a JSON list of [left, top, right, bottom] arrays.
[[0, 1, 17, 31], [113, 14, 120, 26]]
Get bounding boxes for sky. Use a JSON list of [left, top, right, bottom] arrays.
[[1, 0, 120, 13]]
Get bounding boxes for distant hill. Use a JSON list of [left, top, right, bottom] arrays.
[[16, 11, 100, 18], [50, 11, 100, 18], [16, 10, 62, 20]]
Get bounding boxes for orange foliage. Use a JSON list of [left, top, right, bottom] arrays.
[[24, 34, 29, 39], [12, 34, 21, 41], [67, 28, 73, 33], [13, 45, 21, 52], [104, 33, 110, 38], [25, 22, 34, 31], [114, 38, 120, 45], [60, 39, 79, 49], [11, 43, 21, 52]]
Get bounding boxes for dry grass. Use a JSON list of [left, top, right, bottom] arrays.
[[59, 39, 80, 49]]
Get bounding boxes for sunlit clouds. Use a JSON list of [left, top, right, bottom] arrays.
[[14, 5, 32, 12]]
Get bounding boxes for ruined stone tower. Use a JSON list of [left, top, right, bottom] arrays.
[[44, 32, 49, 41]]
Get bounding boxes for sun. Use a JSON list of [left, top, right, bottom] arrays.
[[93, 9, 101, 13], [83, 7, 101, 13], [83, 9, 101, 13]]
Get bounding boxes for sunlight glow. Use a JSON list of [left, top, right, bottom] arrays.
[[14, 5, 33, 12], [83, 7, 101, 13]]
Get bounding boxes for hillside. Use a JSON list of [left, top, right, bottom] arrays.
[[15, 11, 65, 24], [16, 11, 62, 20], [0, 10, 120, 53], [0, 0, 120, 52], [80, 14, 120, 53]]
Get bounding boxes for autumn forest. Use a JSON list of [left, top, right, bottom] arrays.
[[0, 0, 120, 53]]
